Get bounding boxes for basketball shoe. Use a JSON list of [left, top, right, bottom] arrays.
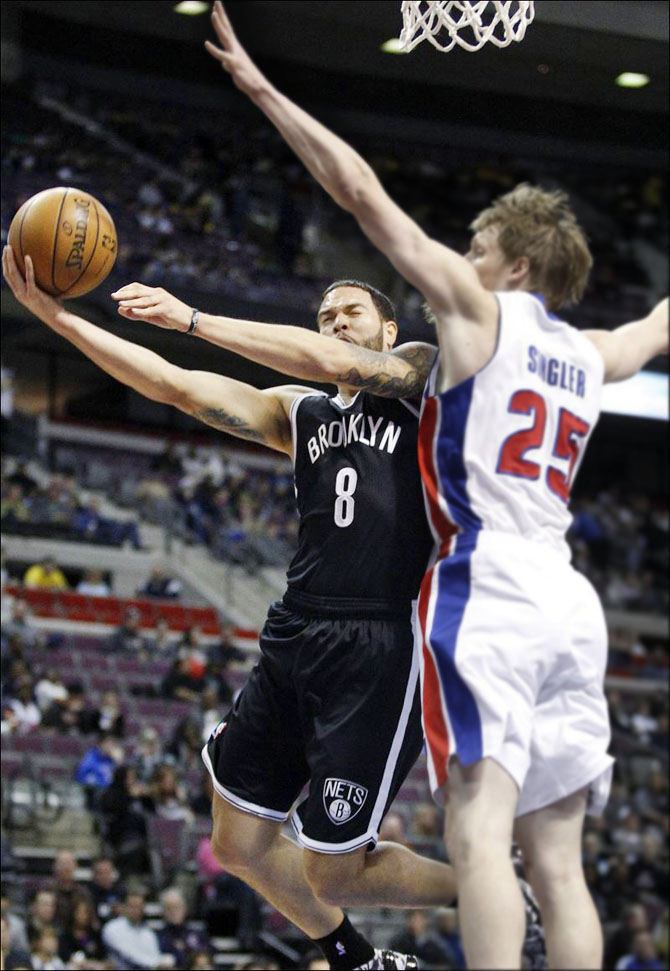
[[354, 950, 419, 970]]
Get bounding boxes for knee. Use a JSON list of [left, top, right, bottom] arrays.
[[211, 825, 258, 876], [523, 851, 584, 907], [303, 853, 361, 908], [445, 818, 508, 871]]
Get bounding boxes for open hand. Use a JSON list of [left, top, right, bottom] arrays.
[[111, 283, 193, 332], [204, 0, 268, 97], [2, 245, 62, 324]]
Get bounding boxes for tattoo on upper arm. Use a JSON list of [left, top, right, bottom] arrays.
[[335, 344, 437, 398], [194, 407, 267, 443]]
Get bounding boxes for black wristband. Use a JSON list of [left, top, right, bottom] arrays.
[[187, 309, 199, 335]]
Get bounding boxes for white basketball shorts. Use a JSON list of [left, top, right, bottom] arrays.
[[415, 530, 614, 817]]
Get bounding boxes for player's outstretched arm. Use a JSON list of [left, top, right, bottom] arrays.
[[204, 1, 495, 326], [2, 246, 295, 453], [111, 282, 437, 397], [584, 297, 669, 383]]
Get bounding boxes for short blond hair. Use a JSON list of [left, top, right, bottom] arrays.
[[470, 183, 593, 311]]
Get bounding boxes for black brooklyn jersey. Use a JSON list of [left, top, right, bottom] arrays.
[[284, 391, 434, 618]]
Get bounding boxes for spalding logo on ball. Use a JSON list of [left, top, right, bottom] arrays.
[[8, 187, 117, 298]]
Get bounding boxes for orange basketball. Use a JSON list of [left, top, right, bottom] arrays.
[[8, 187, 118, 298]]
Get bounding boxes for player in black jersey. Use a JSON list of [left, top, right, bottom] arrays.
[[6, 247, 454, 971]]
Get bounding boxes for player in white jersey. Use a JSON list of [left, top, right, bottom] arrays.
[[205, 4, 669, 968]]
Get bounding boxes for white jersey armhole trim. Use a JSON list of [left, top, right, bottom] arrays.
[[289, 391, 328, 468], [399, 398, 421, 418]]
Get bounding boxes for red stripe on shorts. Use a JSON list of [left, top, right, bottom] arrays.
[[418, 396, 457, 558], [418, 566, 449, 789]]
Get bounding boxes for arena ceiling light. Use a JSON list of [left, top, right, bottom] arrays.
[[615, 72, 650, 88], [174, 1, 209, 15]]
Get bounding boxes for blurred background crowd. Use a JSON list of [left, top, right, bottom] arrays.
[[1, 1, 668, 969]]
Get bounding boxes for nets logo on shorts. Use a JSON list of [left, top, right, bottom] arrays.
[[323, 778, 368, 825]]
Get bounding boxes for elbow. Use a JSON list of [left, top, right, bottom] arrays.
[[336, 166, 377, 215]]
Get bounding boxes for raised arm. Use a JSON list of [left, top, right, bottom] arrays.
[[2, 247, 297, 454], [204, 1, 495, 326], [584, 297, 669, 383], [110, 282, 437, 398]]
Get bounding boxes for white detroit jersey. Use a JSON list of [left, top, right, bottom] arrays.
[[416, 291, 613, 815], [419, 290, 605, 559]]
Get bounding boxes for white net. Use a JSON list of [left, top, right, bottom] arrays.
[[399, 0, 535, 53]]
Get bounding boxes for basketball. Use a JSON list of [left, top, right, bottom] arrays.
[[7, 186, 118, 298]]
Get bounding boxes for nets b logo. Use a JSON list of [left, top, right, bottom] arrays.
[[323, 778, 368, 825]]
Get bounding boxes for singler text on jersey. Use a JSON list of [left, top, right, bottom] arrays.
[[307, 414, 402, 464]]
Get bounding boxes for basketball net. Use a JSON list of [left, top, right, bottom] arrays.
[[399, 0, 535, 52]]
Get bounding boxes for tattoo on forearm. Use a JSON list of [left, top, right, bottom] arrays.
[[195, 407, 267, 443], [336, 344, 437, 398]]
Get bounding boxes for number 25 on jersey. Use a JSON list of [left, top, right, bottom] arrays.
[[496, 390, 590, 502]]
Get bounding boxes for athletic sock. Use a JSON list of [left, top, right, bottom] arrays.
[[313, 914, 375, 970]]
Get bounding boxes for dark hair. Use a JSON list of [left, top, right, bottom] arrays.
[[320, 279, 396, 323]]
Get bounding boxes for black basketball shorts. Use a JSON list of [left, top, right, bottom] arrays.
[[202, 600, 422, 853]]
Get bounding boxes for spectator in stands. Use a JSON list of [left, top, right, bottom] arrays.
[[157, 887, 210, 969], [189, 771, 214, 818], [434, 908, 466, 970], [6, 460, 38, 497], [76, 569, 111, 598], [633, 768, 668, 830], [161, 656, 204, 704], [98, 766, 154, 877], [167, 716, 204, 772], [41, 682, 92, 735], [88, 857, 125, 922], [50, 852, 93, 931], [388, 910, 453, 969], [34, 669, 68, 713], [30, 926, 66, 971], [1, 912, 33, 971], [616, 930, 664, 970], [75, 733, 124, 806], [629, 834, 668, 904], [86, 689, 125, 738], [1, 886, 29, 954], [74, 496, 142, 549], [27, 890, 59, 946], [0, 483, 30, 524], [57, 897, 104, 968], [147, 616, 176, 660], [108, 607, 147, 655], [23, 557, 68, 590], [204, 629, 245, 706], [200, 687, 222, 743], [378, 812, 410, 849], [131, 726, 167, 783], [151, 763, 194, 823], [410, 803, 443, 838], [101, 889, 173, 970], [137, 565, 182, 600], [7, 676, 41, 733], [606, 904, 651, 968], [2, 598, 39, 648], [613, 811, 644, 855], [194, 833, 261, 951]]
